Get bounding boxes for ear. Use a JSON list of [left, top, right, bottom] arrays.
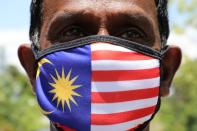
[[160, 45, 182, 97], [18, 44, 37, 93]]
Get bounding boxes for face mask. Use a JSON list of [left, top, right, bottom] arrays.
[[32, 35, 167, 131]]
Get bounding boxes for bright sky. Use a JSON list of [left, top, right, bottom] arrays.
[[0, 0, 185, 31], [0, 0, 31, 30]]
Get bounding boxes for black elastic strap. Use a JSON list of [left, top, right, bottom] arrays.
[[32, 35, 165, 60]]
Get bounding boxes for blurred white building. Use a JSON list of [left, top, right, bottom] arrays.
[[168, 27, 197, 60], [0, 29, 29, 71]]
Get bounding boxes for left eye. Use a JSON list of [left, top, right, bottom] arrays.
[[118, 28, 145, 41], [59, 26, 86, 42]]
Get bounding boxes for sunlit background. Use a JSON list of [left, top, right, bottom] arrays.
[[0, 0, 197, 131]]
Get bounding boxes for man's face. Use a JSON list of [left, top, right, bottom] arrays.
[[40, 0, 161, 50], [18, 0, 182, 130]]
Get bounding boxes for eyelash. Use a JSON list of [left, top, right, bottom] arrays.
[[58, 25, 146, 42], [58, 25, 87, 42], [117, 27, 146, 40]]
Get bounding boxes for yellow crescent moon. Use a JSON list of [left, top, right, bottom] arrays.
[[36, 58, 53, 78], [37, 104, 54, 115]]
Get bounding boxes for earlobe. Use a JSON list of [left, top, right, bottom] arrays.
[[18, 44, 37, 93], [160, 45, 182, 97]]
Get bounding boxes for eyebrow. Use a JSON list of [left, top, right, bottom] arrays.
[[48, 10, 98, 29], [106, 11, 155, 28], [47, 11, 98, 36], [47, 9, 155, 42], [117, 11, 155, 33], [49, 9, 154, 26]]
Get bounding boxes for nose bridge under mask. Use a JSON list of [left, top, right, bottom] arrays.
[[90, 42, 160, 81], [33, 35, 164, 131]]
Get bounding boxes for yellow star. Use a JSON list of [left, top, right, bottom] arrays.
[[49, 68, 82, 112]]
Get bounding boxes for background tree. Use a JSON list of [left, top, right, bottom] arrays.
[[170, 0, 197, 30], [154, 59, 197, 131], [0, 66, 48, 131], [175, 0, 197, 27], [152, 0, 197, 130]]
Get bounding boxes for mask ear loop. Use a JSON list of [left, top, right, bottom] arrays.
[[135, 45, 169, 131], [160, 45, 170, 85], [31, 42, 40, 62]]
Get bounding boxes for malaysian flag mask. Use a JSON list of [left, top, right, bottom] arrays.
[[32, 35, 167, 131]]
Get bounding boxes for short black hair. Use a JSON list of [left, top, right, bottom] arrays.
[[30, 0, 169, 49]]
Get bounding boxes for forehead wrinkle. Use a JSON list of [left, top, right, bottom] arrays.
[[40, 0, 159, 48], [43, 0, 156, 38], [62, 2, 153, 19], [42, 0, 157, 23], [47, 10, 98, 30]]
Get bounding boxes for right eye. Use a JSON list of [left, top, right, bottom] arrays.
[[59, 26, 87, 42], [118, 27, 145, 42]]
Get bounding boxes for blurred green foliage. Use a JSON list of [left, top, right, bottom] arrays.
[[177, 0, 197, 13], [180, 0, 197, 27], [0, 66, 47, 131], [152, 59, 197, 131], [170, 0, 197, 28]]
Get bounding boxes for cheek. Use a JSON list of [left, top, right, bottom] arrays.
[[40, 23, 52, 49], [153, 28, 161, 49]]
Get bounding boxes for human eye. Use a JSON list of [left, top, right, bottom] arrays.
[[58, 25, 87, 42], [118, 27, 146, 43]]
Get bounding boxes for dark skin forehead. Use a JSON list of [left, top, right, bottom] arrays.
[[40, 0, 161, 50]]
